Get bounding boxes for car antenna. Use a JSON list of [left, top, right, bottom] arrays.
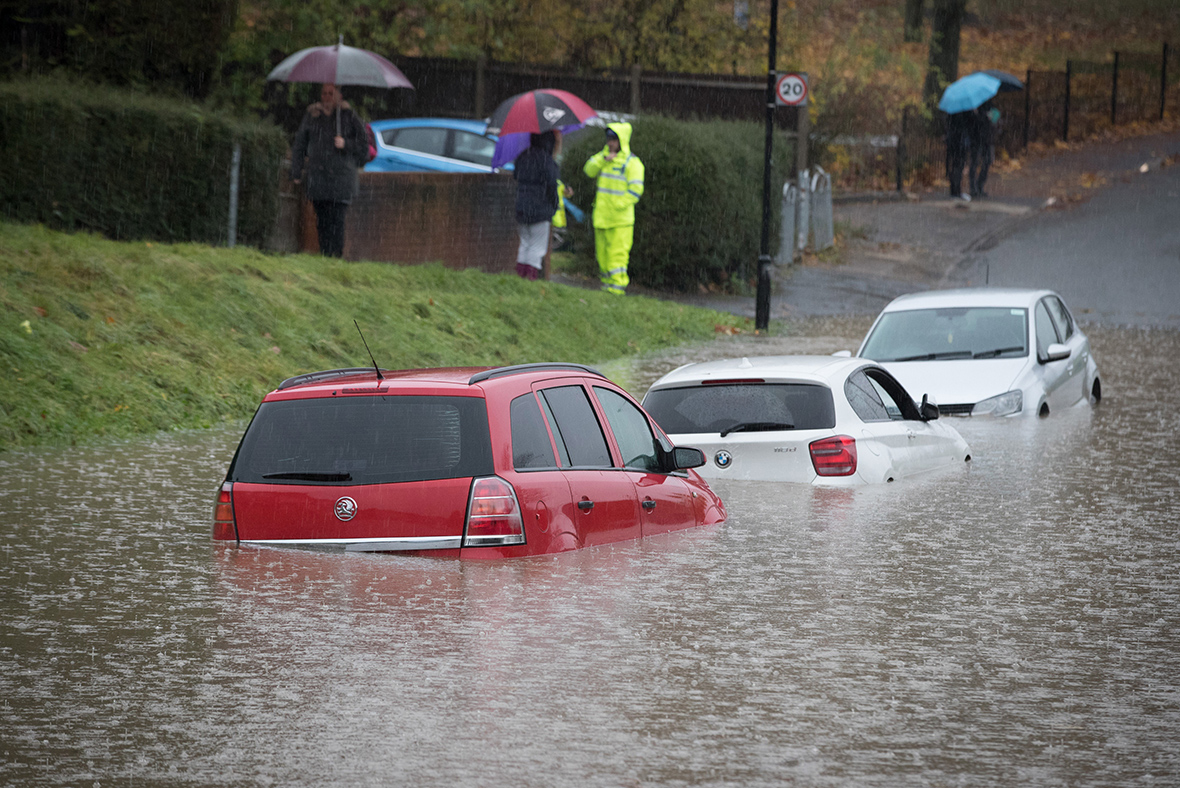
[[354, 320, 385, 382]]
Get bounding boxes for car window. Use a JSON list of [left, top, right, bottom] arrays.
[[642, 383, 835, 434], [860, 307, 1028, 361], [451, 131, 495, 166], [845, 370, 892, 422], [863, 368, 921, 420], [389, 127, 448, 157], [229, 396, 494, 485], [538, 385, 613, 469], [1035, 300, 1060, 358], [510, 393, 557, 470], [1045, 296, 1075, 341], [593, 387, 661, 472]]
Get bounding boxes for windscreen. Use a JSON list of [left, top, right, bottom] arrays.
[[860, 307, 1029, 361], [643, 383, 836, 434], [228, 396, 493, 485]]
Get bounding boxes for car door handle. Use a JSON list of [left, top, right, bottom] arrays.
[[642, 499, 657, 510], [577, 500, 595, 511]]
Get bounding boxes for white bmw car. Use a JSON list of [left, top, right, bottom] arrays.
[[641, 356, 971, 485], [857, 288, 1102, 418]]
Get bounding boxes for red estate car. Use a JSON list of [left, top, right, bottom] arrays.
[[213, 363, 726, 558]]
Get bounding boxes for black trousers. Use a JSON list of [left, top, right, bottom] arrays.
[[312, 200, 349, 257], [969, 144, 993, 197]]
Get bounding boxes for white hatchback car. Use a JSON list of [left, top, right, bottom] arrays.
[[641, 356, 971, 485], [857, 288, 1102, 418]]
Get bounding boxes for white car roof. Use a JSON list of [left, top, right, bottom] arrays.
[[646, 355, 871, 390], [879, 287, 1058, 312]]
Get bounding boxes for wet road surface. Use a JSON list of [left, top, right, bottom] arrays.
[[2, 318, 1179, 787]]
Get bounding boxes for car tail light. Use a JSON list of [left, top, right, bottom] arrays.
[[463, 477, 525, 547], [809, 435, 857, 477], [212, 482, 238, 541]]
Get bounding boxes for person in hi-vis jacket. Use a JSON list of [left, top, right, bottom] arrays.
[[583, 122, 644, 295]]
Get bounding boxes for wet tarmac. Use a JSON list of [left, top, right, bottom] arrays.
[[2, 317, 1179, 787]]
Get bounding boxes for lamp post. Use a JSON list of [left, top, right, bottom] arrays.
[[755, 0, 780, 331]]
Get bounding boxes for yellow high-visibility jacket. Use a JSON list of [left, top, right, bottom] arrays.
[[583, 122, 644, 229]]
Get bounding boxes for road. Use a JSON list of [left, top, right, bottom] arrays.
[[961, 157, 1180, 327]]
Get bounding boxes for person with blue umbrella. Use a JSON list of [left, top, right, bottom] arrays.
[[939, 72, 1003, 201]]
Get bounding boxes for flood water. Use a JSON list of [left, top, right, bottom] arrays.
[[3, 318, 1179, 787]]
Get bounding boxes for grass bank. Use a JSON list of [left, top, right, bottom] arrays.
[[0, 222, 750, 451]]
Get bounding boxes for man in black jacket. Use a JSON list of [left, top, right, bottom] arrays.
[[291, 83, 368, 257], [512, 131, 560, 280]]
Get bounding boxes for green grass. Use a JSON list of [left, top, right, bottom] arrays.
[[0, 222, 751, 450]]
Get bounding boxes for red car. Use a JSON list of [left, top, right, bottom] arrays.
[[213, 363, 726, 558]]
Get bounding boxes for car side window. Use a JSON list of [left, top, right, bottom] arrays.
[[510, 394, 557, 470], [845, 370, 891, 422], [1045, 296, 1075, 341], [864, 368, 921, 420], [451, 132, 495, 167], [593, 387, 662, 473], [390, 127, 448, 156], [538, 386, 613, 469], [1035, 300, 1060, 359]]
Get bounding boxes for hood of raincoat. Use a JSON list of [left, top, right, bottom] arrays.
[[605, 122, 633, 156]]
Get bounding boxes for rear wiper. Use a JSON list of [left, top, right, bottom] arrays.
[[972, 346, 1025, 358], [893, 351, 974, 361], [262, 472, 353, 481], [720, 421, 794, 437]]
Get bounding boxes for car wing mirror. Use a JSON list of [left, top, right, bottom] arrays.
[[670, 446, 706, 470], [919, 393, 940, 421], [831, 350, 852, 358], [1040, 343, 1071, 364]]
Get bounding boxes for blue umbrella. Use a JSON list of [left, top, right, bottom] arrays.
[[938, 72, 1002, 114]]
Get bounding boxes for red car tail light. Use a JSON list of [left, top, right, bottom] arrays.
[[464, 477, 525, 547], [809, 435, 857, 477], [212, 482, 238, 541]]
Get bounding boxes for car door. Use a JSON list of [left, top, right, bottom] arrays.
[[591, 385, 699, 537], [862, 367, 953, 475], [1034, 298, 1075, 413], [1044, 295, 1089, 407], [844, 368, 920, 480], [536, 383, 642, 547]]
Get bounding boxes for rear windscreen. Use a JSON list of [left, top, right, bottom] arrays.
[[643, 383, 836, 434], [228, 396, 493, 485]]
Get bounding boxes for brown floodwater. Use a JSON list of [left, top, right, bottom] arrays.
[[2, 318, 1178, 787]]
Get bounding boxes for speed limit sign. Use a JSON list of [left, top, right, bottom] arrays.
[[775, 73, 809, 106]]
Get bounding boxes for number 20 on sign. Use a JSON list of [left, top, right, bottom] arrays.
[[775, 73, 809, 106]]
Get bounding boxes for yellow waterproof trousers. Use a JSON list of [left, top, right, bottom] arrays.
[[594, 225, 633, 295]]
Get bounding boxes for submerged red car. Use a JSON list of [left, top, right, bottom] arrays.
[[213, 363, 726, 558]]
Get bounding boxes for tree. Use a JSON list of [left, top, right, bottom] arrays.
[[904, 0, 924, 42], [922, 0, 965, 108]]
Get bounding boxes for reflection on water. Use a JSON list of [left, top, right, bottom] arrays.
[[2, 321, 1179, 787]]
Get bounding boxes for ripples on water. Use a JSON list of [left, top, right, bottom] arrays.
[[2, 321, 1178, 787]]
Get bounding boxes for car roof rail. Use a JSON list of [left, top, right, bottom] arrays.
[[278, 367, 381, 391], [468, 363, 605, 385]]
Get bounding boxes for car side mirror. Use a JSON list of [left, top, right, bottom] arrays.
[[831, 350, 852, 358], [919, 393, 940, 421], [1040, 343, 1071, 364], [670, 446, 706, 470]]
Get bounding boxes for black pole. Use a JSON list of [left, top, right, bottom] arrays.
[[1023, 68, 1032, 149], [1111, 51, 1120, 127], [755, 0, 778, 331]]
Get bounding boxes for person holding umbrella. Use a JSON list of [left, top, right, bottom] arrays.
[[584, 122, 645, 295], [291, 83, 368, 257], [512, 131, 560, 280]]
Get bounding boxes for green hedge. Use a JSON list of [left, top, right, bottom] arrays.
[[0, 77, 286, 247], [561, 116, 797, 292]]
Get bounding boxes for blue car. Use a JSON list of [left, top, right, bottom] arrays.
[[364, 118, 506, 173]]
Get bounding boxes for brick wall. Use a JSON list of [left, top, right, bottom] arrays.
[[294, 171, 520, 273]]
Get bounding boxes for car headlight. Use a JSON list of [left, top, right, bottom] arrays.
[[972, 390, 1022, 416]]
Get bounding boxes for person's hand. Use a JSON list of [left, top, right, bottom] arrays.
[[563, 185, 573, 197], [334, 135, 345, 149], [293, 178, 301, 185], [604, 150, 617, 161]]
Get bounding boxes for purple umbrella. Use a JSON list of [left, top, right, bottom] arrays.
[[267, 36, 413, 133]]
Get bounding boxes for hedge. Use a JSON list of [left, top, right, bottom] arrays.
[[0, 76, 286, 247], [561, 115, 797, 292]]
